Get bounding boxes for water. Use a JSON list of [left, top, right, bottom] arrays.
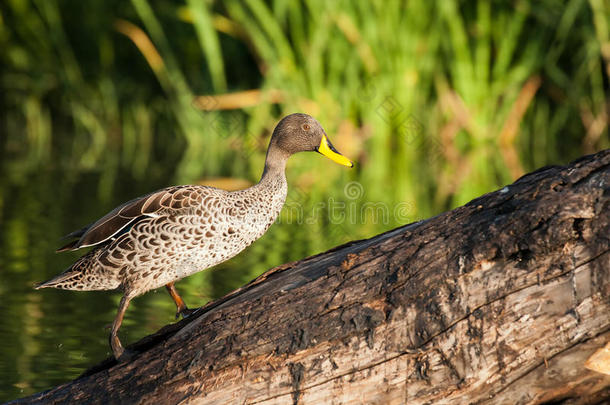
[[0, 165, 294, 401]]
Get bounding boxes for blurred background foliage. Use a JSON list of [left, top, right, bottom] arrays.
[[1, 0, 609, 400]]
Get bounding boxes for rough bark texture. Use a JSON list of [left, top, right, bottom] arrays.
[[14, 150, 610, 404]]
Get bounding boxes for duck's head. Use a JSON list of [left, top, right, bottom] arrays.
[[270, 113, 353, 167]]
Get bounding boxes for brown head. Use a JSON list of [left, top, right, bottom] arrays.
[[267, 113, 353, 167]]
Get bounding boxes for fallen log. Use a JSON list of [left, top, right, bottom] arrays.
[[14, 149, 610, 404]]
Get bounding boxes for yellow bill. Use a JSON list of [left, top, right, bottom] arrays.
[[317, 134, 354, 167]]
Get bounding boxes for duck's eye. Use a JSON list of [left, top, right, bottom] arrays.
[[302, 123, 310, 131]]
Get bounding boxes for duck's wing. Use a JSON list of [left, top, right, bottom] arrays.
[[57, 185, 210, 252]]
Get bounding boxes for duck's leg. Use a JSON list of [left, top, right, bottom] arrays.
[[165, 282, 196, 319], [110, 294, 132, 360]]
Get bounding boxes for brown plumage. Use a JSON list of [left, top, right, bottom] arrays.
[[36, 113, 353, 360]]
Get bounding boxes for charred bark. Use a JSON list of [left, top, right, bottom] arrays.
[[14, 150, 610, 404]]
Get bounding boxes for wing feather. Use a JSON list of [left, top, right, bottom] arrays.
[[57, 186, 207, 251]]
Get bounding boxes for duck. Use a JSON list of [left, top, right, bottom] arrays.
[[36, 113, 353, 360]]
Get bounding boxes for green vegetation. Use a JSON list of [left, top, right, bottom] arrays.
[[0, 0, 608, 400]]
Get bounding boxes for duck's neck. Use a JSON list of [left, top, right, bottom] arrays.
[[245, 144, 288, 222], [259, 144, 289, 184]]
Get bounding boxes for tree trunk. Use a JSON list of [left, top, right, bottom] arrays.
[[14, 150, 610, 405]]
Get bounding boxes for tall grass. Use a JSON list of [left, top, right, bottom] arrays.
[[183, 0, 607, 218]]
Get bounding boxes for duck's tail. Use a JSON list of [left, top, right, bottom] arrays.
[[35, 270, 87, 290], [35, 248, 121, 291]]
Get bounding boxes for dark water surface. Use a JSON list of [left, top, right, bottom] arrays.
[[0, 165, 294, 401]]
